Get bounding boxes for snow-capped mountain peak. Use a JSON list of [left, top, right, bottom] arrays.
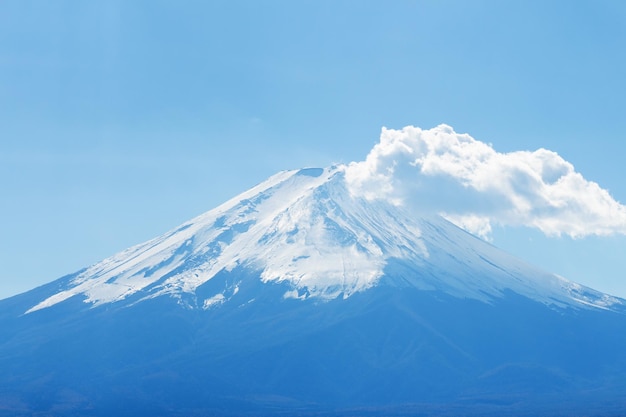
[[26, 166, 621, 314]]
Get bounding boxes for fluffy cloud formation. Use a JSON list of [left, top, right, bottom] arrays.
[[345, 124, 626, 239]]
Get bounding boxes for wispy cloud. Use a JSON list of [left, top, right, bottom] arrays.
[[345, 124, 626, 239]]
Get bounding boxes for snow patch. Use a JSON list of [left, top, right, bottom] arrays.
[[203, 294, 226, 309]]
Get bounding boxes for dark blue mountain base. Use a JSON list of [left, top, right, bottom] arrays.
[[1, 271, 626, 416]]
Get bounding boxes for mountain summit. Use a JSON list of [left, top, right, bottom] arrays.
[[2, 166, 626, 416], [25, 165, 620, 314]]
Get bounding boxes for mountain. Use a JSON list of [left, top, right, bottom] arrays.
[[1, 166, 626, 416]]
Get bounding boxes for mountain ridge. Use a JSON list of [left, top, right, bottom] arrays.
[[24, 165, 623, 314], [3, 165, 626, 416]]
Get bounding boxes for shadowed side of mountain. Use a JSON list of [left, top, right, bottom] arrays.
[[1, 270, 626, 416]]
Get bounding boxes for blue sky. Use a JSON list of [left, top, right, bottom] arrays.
[[1, 1, 626, 299]]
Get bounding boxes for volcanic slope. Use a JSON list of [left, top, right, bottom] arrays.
[[1, 166, 626, 417]]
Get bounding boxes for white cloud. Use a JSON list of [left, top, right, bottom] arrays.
[[345, 124, 626, 239]]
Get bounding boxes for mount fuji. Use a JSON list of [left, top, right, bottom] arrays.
[[1, 165, 626, 416]]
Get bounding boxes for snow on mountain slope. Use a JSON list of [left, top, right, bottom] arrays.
[[26, 166, 622, 314]]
